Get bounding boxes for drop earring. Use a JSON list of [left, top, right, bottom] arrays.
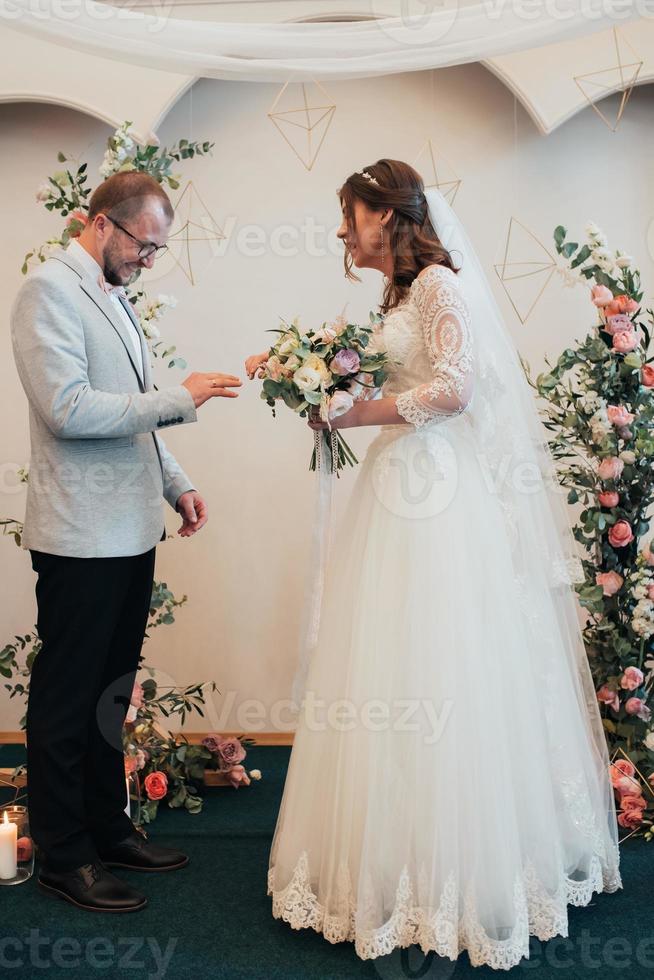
[[380, 222, 385, 262]]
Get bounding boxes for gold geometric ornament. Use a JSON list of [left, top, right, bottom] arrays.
[[268, 80, 336, 171], [494, 217, 558, 325], [413, 139, 461, 205], [573, 27, 643, 133], [147, 181, 226, 286]]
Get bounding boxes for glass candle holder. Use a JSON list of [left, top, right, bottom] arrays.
[[0, 806, 34, 885]]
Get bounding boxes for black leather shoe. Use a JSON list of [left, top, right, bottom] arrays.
[[98, 829, 189, 872], [38, 860, 147, 913]]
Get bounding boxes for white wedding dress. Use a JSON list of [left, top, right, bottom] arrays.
[[267, 263, 622, 970]]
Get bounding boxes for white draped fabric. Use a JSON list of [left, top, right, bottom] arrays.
[[0, 0, 646, 81]]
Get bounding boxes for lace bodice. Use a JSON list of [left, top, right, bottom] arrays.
[[378, 264, 475, 427]]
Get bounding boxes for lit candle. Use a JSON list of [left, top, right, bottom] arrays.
[[0, 811, 17, 880], [125, 777, 131, 818]]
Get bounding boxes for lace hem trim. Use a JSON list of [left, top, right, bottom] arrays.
[[268, 849, 622, 970]]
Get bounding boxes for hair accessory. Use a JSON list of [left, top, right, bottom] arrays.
[[355, 170, 379, 186]]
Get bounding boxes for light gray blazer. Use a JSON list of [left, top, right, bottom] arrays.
[[10, 246, 198, 558]]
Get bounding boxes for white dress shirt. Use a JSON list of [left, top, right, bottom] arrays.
[[67, 239, 144, 382]]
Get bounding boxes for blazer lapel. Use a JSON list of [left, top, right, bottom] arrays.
[[52, 248, 146, 392], [116, 293, 153, 391]]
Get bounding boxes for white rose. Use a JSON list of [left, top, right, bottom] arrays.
[[619, 451, 636, 465], [616, 255, 634, 269], [294, 365, 322, 392], [35, 183, 52, 203], [644, 731, 654, 751], [328, 391, 354, 419], [157, 293, 177, 309], [249, 769, 262, 780]]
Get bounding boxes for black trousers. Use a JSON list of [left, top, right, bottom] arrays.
[[27, 546, 156, 872]]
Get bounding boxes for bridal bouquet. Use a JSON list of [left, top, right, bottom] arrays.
[[260, 312, 388, 474]]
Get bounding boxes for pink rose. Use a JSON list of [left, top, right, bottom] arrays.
[[124, 754, 138, 776], [618, 807, 644, 829], [620, 794, 647, 818], [614, 774, 639, 796], [598, 491, 619, 507], [201, 733, 223, 754], [610, 758, 635, 785], [65, 209, 88, 238], [647, 584, 654, 601], [605, 294, 640, 316], [641, 364, 654, 387], [215, 737, 246, 772], [612, 329, 639, 353], [624, 697, 651, 721], [144, 771, 168, 801], [591, 284, 614, 307], [604, 313, 633, 336], [597, 457, 624, 481], [227, 764, 251, 788], [620, 666, 644, 691], [596, 571, 623, 596], [17, 837, 32, 862], [608, 520, 633, 548], [130, 681, 144, 709], [330, 348, 361, 376], [597, 684, 620, 712], [607, 405, 635, 427]]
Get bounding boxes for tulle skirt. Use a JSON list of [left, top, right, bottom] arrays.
[[267, 417, 622, 970]]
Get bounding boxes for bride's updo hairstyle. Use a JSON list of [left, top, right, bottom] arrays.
[[338, 158, 461, 315]]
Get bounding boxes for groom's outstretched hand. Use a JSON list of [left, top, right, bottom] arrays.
[[175, 491, 208, 537], [182, 372, 242, 408]]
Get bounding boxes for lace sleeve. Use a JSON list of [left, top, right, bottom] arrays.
[[396, 266, 474, 428]]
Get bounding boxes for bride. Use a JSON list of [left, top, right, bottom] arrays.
[[245, 159, 621, 970]]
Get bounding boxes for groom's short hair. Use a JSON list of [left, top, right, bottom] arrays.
[[88, 172, 174, 225]]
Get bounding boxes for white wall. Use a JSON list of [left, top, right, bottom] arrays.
[[1, 66, 652, 733]]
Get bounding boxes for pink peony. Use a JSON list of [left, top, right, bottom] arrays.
[[144, 771, 168, 800], [604, 313, 633, 336], [642, 548, 654, 567], [597, 684, 620, 713], [641, 364, 654, 387], [598, 491, 619, 507], [608, 520, 633, 548], [591, 284, 614, 307], [607, 405, 635, 427], [612, 329, 639, 353], [620, 666, 644, 691], [624, 697, 651, 721], [596, 571, 623, 596], [597, 457, 624, 481]]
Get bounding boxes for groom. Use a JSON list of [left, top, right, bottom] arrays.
[[10, 171, 241, 913]]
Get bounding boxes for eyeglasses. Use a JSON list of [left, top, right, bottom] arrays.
[[104, 215, 169, 260]]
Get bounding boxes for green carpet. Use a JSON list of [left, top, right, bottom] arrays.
[[1, 743, 652, 979]]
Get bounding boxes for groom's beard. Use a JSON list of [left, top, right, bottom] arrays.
[[103, 243, 142, 287]]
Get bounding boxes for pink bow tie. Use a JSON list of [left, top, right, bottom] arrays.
[[97, 274, 126, 298]]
